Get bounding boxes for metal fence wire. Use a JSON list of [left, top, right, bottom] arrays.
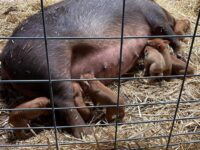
[[0, 0, 200, 149]]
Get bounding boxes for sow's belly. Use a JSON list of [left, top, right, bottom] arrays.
[[71, 39, 147, 83]]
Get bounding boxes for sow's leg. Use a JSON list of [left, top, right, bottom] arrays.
[[47, 43, 91, 138], [50, 76, 90, 138]]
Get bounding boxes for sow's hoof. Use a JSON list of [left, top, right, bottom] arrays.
[[72, 127, 92, 138]]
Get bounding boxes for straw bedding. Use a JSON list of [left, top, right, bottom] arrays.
[[0, 0, 200, 149]]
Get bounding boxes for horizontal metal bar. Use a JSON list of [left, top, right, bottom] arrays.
[[148, 140, 200, 149], [119, 131, 200, 142], [0, 73, 199, 84], [1, 99, 200, 111], [0, 143, 52, 148], [0, 34, 199, 40], [0, 132, 200, 148], [1, 116, 200, 130]]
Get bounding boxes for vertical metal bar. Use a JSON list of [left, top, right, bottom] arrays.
[[114, 0, 126, 149], [40, 0, 59, 149], [166, 10, 200, 150]]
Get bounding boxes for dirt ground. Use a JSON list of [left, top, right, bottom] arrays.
[[0, 0, 200, 149]]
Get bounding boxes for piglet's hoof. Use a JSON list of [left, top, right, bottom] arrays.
[[106, 107, 125, 122], [72, 127, 92, 138]]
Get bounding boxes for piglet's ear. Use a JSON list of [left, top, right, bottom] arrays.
[[163, 40, 170, 44]]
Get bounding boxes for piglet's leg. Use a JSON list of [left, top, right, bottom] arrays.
[[9, 97, 50, 139], [171, 55, 194, 75], [73, 82, 91, 122], [144, 60, 150, 76], [80, 74, 125, 122], [74, 96, 91, 122]]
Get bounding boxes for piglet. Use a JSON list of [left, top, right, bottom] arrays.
[[144, 46, 165, 82], [80, 73, 125, 122], [147, 39, 172, 77]]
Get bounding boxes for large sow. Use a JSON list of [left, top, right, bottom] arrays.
[[1, 0, 180, 138]]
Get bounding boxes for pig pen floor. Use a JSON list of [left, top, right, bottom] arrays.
[[0, 0, 200, 149]]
